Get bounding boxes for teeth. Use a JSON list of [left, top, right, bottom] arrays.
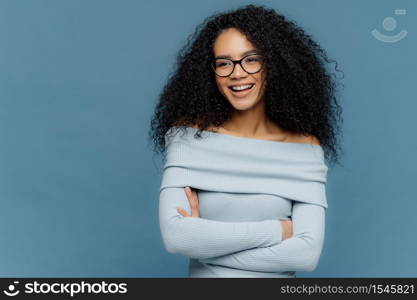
[[231, 84, 253, 91]]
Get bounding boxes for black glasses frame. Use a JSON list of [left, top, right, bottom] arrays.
[[211, 54, 264, 77]]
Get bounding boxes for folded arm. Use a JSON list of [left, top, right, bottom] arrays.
[[199, 202, 325, 272], [159, 187, 284, 259]]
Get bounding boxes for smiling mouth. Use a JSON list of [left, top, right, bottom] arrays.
[[228, 84, 255, 97]]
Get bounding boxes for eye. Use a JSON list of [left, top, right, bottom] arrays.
[[215, 60, 232, 68], [244, 56, 262, 63]]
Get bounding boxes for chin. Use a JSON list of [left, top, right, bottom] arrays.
[[223, 89, 262, 110], [229, 99, 258, 111]]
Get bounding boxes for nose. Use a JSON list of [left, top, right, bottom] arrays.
[[230, 62, 247, 78]]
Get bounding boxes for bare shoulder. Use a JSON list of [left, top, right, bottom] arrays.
[[291, 134, 321, 145]]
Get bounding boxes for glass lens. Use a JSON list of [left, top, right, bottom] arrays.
[[213, 59, 234, 76], [241, 55, 263, 73]]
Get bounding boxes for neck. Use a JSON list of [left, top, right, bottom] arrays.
[[222, 100, 285, 137]]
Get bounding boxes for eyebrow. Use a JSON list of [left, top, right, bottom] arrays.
[[215, 50, 259, 59]]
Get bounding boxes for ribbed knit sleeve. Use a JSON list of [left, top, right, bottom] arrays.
[[159, 186, 284, 259], [198, 202, 325, 272]]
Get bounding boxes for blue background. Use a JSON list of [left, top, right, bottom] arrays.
[[1, 0, 416, 277]]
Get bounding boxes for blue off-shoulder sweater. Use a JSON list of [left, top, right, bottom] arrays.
[[159, 126, 328, 278]]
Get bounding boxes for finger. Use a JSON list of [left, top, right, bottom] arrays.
[[177, 207, 190, 217], [184, 187, 200, 218], [184, 187, 192, 200], [192, 189, 199, 204], [184, 187, 198, 217], [184, 187, 194, 207], [190, 189, 200, 217], [187, 187, 198, 204], [177, 207, 185, 216], [188, 190, 199, 217], [184, 187, 194, 206], [190, 202, 199, 217]]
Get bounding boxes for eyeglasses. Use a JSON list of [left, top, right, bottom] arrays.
[[211, 54, 264, 77]]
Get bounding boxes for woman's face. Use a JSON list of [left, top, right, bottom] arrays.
[[212, 28, 267, 111]]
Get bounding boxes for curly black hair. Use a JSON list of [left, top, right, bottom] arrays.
[[149, 4, 344, 169]]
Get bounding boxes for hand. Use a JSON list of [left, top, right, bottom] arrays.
[[177, 186, 200, 218], [280, 219, 293, 240]]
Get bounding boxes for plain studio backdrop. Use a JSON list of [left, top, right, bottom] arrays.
[[0, 0, 416, 277]]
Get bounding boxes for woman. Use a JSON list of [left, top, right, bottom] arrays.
[[149, 4, 343, 277]]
